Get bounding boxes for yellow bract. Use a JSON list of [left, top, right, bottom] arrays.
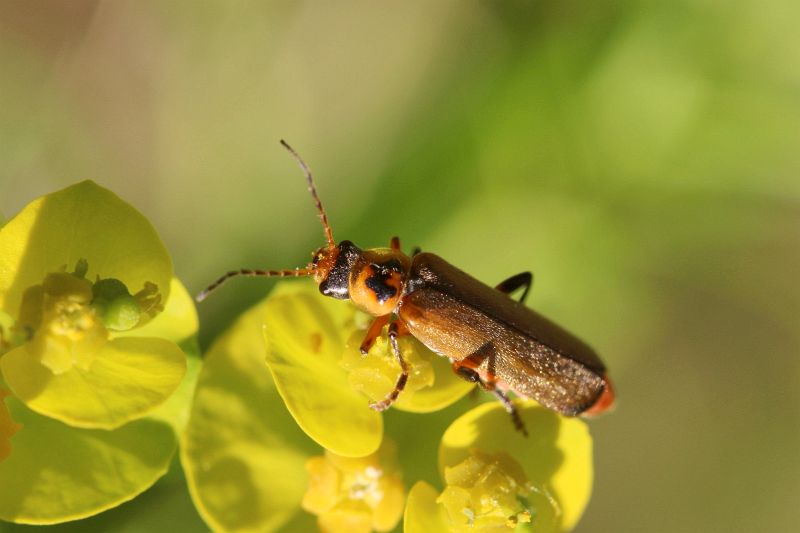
[[262, 282, 383, 458], [0, 181, 172, 321], [1, 336, 186, 429], [404, 481, 450, 533], [0, 394, 176, 525], [182, 295, 311, 533]]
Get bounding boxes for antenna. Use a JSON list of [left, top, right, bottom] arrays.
[[279, 139, 335, 250], [196, 267, 314, 302], [195, 140, 337, 303]]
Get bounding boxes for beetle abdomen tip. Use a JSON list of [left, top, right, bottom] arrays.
[[582, 374, 615, 416]]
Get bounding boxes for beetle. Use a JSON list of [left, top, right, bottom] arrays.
[[197, 140, 614, 433]]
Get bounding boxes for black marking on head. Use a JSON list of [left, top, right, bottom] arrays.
[[319, 240, 361, 300]]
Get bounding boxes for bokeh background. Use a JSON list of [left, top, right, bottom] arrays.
[[1, 1, 799, 532]]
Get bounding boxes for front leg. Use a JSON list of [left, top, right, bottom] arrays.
[[360, 314, 391, 355], [369, 320, 410, 412]]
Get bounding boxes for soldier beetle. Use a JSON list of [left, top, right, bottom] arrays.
[[197, 141, 615, 434]]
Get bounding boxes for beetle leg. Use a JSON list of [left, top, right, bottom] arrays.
[[411, 246, 422, 256], [492, 388, 528, 437], [390, 236, 401, 251], [369, 320, 410, 412], [495, 272, 533, 303], [453, 363, 482, 383], [359, 314, 391, 355], [453, 351, 529, 436]]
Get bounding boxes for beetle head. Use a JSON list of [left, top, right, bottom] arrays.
[[313, 240, 362, 300]]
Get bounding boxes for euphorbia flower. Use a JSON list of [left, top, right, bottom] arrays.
[[405, 402, 593, 532], [183, 283, 412, 532], [0, 181, 186, 429], [183, 281, 596, 532], [0, 181, 199, 525]]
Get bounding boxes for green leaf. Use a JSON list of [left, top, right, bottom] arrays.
[[1, 336, 186, 429], [438, 402, 593, 531], [404, 481, 449, 533], [182, 294, 316, 533], [262, 282, 382, 457], [0, 181, 172, 322], [0, 395, 176, 525]]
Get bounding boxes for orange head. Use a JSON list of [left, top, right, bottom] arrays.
[[312, 241, 410, 316]]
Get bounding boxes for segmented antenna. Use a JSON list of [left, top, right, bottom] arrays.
[[196, 268, 314, 302], [195, 141, 335, 303], [279, 139, 335, 249]]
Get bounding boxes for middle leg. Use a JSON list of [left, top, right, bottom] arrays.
[[452, 345, 528, 436]]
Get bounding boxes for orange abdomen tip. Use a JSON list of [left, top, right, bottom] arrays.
[[583, 374, 615, 416]]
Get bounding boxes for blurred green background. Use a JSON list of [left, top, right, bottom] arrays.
[[1, 1, 798, 532]]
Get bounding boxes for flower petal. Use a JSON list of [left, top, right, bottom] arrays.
[[403, 481, 450, 533], [182, 294, 315, 533], [263, 282, 382, 457], [0, 181, 172, 321], [0, 395, 176, 524], [439, 402, 593, 531], [1, 337, 186, 429]]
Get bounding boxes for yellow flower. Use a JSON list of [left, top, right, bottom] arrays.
[[437, 449, 556, 532], [302, 441, 405, 533], [405, 402, 594, 533], [0, 180, 200, 525], [0, 181, 187, 430]]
